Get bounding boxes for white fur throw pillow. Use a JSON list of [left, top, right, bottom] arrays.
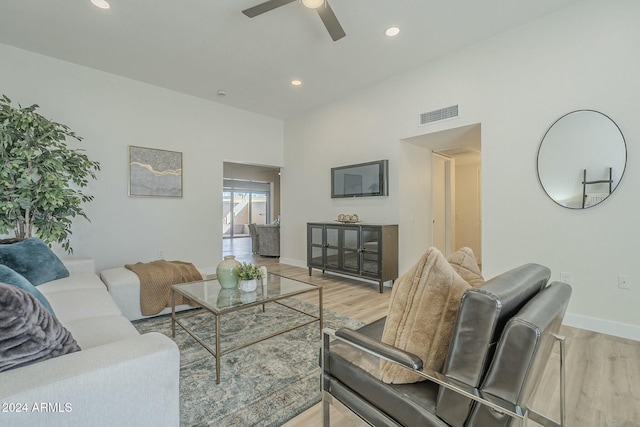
[[380, 247, 470, 384]]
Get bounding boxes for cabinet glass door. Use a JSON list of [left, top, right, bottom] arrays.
[[360, 226, 381, 278], [308, 224, 325, 268], [341, 226, 360, 273], [325, 226, 340, 270]]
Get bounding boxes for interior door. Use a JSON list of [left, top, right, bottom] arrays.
[[432, 153, 453, 256]]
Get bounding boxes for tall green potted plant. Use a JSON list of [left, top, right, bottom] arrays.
[[0, 95, 100, 253]]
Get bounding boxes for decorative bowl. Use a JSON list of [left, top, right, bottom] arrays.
[[336, 214, 360, 223]]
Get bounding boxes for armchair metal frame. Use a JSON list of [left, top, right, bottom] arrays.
[[321, 327, 566, 427]]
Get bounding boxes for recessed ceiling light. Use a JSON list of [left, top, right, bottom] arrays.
[[291, 80, 302, 87], [217, 90, 227, 97], [91, 0, 110, 9], [385, 26, 400, 37]]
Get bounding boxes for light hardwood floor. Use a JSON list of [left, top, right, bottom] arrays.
[[225, 238, 640, 426]]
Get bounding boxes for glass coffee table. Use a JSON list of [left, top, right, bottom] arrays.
[[171, 272, 323, 384]]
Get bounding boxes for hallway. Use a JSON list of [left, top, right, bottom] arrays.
[[222, 237, 279, 267]]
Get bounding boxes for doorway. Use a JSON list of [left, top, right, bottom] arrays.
[[432, 148, 482, 264], [403, 123, 482, 264], [222, 162, 281, 259], [432, 153, 453, 255]]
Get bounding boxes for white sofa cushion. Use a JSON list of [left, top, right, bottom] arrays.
[[37, 272, 106, 293], [61, 257, 96, 274], [65, 315, 140, 349], [44, 289, 122, 324]]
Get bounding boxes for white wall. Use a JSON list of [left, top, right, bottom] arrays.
[[281, 0, 640, 340], [454, 158, 482, 262], [0, 44, 284, 272]]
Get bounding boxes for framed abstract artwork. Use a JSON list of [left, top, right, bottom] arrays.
[[128, 145, 183, 197]]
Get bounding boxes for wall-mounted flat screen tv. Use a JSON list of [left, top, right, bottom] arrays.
[[331, 160, 389, 198]]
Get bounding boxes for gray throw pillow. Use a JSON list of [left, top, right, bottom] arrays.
[[0, 238, 69, 286], [0, 282, 80, 372], [0, 265, 55, 315]]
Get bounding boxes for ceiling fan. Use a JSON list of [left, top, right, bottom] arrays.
[[242, 0, 346, 41]]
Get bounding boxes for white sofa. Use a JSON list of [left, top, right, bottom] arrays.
[[0, 258, 180, 427]]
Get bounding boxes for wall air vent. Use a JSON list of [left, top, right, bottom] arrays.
[[419, 105, 459, 126]]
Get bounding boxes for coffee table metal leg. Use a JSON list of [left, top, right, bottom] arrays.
[[319, 286, 324, 336], [215, 313, 221, 384]]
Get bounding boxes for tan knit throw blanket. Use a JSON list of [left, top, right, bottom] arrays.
[[125, 260, 202, 316]]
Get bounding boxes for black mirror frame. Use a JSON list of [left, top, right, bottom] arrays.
[[536, 109, 627, 209]]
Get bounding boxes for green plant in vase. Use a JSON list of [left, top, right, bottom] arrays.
[[236, 262, 263, 292]]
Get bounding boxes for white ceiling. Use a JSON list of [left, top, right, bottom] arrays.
[[0, 0, 578, 120]]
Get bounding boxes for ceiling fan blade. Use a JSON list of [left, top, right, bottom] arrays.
[[316, 1, 345, 41], [242, 0, 296, 18]]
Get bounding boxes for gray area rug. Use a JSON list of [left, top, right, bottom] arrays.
[[133, 299, 365, 426]]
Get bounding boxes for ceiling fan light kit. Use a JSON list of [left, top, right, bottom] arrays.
[[242, 0, 345, 41], [90, 0, 110, 9], [301, 0, 325, 9]]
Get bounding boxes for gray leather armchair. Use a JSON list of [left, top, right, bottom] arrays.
[[322, 264, 571, 427]]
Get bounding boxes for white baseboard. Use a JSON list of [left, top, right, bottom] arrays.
[[563, 313, 640, 342], [278, 258, 306, 268]]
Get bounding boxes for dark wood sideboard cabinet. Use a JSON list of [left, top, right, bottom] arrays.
[[307, 222, 398, 293]]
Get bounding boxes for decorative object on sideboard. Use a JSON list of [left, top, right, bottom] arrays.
[[216, 255, 242, 289], [129, 145, 183, 198], [336, 214, 360, 223], [0, 95, 100, 253]]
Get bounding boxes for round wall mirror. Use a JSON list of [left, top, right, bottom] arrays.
[[537, 110, 626, 209]]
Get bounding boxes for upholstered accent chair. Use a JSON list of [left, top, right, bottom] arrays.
[[322, 263, 571, 427], [256, 224, 280, 257], [248, 223, 259, 254]]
